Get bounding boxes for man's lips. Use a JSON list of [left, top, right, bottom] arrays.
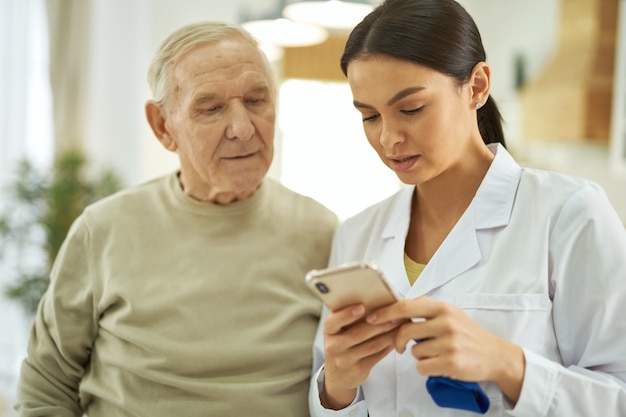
[[223, 151, 257, 160]]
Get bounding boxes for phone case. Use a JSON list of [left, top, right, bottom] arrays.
[[305, 261, 399, 313]]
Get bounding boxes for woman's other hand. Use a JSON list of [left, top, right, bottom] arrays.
[[367, 296, 525, 403]]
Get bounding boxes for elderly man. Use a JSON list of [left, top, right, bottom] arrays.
[[16, 21, 337, 416]]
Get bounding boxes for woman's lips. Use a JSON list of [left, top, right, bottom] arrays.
[[388, 154, 418, 172]]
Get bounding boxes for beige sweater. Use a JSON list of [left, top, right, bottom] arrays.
[[16, 173, 338, 417]]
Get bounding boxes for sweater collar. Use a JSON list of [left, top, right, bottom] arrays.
[[168, 171, 268, 216]]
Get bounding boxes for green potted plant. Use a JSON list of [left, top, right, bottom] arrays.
[[0, 149, 122, 313]]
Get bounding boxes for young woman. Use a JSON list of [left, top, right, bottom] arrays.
[[309, 0, 626, 416]]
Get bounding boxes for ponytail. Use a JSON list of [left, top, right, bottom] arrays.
[[477, 96, 506, 148]]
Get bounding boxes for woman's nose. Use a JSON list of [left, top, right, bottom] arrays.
[[379, 121, 404, 148]]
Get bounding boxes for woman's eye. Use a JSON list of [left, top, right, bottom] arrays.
[[402, 107, 423, 115], [362, 114, 379, 122]]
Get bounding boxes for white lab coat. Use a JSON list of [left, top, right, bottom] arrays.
[[309, 144, 626, 417]]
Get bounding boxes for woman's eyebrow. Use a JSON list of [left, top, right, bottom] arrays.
[[387, 86, 426, 106], [353, 86, 427, 110], [353, 100, 373, 110]]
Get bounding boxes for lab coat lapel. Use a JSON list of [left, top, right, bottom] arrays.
[[377, 186, 414, 297], [408, 143, 521, 297], [410, 206, 481, 296]]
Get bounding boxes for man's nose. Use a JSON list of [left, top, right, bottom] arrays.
[[225, 102, 255, 140]]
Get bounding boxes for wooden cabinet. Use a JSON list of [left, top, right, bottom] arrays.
[[610, 0, 626, 173]]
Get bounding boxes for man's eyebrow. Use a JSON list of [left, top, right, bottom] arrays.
[[193, 94, 218, 106], [353, 86, 427, 110], [248, 84, 271, 94], [193, 84, 270, 104]]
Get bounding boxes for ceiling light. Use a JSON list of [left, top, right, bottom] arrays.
[[282, 1, 373, 33], [242, 18, 329, 48]]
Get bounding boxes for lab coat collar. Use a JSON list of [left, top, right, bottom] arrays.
[[378, 143, 522, 296], [473, 143, 521, 229], [381, 143, 521, 239], [381, 186, 414, 240]]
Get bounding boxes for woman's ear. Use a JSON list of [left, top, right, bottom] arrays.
[[469, 62, 491, 109], [145, 100, 178, 152]]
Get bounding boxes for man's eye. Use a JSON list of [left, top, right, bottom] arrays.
[[202, 105, 222, 113], [246, 97, 265, 105]]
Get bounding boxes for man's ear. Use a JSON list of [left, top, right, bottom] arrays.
[[469, 62, 491, 109], [145, 100, 178, 152]]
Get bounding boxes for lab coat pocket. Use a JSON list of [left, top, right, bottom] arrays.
[[452, 293, 553, 353]]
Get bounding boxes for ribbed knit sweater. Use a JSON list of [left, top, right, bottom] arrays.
[[16, 172, 338, 417]]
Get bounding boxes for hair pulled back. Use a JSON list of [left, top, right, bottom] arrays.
[[341, 0, 505, 147]]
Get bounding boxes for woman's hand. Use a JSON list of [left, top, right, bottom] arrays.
[[321, 304, 403, 410], [366, 296, 525, 403]]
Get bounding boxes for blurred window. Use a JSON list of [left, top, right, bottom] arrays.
[[277, 79, 403, 221]]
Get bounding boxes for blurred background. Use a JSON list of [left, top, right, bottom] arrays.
[[1, 0, 625, 414]]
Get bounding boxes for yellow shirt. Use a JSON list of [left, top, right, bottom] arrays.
[[404, 252, 426, 286]]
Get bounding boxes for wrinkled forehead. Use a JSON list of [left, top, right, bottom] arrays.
[[163, 39, 276, 109], [172, 37, 275, 90]]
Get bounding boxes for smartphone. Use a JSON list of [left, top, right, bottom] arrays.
[[305, 261, 399, 314]]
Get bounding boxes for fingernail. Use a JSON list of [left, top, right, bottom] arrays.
[[352, 306, 364, 316], [366, 313, 378, 323]]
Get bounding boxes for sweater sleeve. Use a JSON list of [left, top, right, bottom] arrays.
[[509, 183, 626, 416], [16, 215, 98, 416]]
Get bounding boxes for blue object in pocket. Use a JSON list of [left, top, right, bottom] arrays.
[[414, 339, 490, 414], [425, 376, 490, 414]]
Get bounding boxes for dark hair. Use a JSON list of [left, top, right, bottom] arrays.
[[340, 0, 505, 147]]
